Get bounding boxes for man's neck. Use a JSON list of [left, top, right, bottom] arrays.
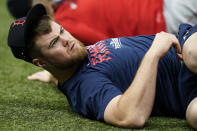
[[49, 63, 80, 85]]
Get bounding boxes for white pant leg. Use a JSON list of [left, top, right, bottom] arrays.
[[164, 0, 197, 33]]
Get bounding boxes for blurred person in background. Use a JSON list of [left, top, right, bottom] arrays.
[[6, 0, 197, 81], [6, 0, 197, 45]]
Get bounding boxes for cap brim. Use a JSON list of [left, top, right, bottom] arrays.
[[24, 4, 47, 44]]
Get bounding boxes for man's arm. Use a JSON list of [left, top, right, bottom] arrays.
[[28, 70, 58, 85], [104, 32, 181, 128]]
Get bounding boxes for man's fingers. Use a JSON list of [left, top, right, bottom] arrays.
[[27, 73, 42, 81], [174, 43, 181, 54], [27, 70, 51, 82], [171, 35, 181, 54]]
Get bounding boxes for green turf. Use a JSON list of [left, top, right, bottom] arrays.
[[0, 0, 195, 130]]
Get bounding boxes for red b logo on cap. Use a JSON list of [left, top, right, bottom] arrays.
[[12, 19, 26, 27]]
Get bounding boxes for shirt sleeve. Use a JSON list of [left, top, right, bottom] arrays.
[[77, 72, 122, 121]]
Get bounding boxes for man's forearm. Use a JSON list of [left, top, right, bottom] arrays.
[[117, 51, 159, 124]]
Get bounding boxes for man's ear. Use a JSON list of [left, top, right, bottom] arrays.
[[32, 58, 46, 68]]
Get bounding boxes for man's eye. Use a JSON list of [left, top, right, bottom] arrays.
[[52, 39, 58, 47]]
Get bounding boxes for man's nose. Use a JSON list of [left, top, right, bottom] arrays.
[[60, 36, 68, 47]]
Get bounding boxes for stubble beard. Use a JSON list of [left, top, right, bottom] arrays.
[[55, 41, 87, 70]]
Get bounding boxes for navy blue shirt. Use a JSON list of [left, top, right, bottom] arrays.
[[58, 35, 188, 121]]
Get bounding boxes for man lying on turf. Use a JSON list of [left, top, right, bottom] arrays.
[[8, 4, 197, 129], [7, 0, 197, 45]]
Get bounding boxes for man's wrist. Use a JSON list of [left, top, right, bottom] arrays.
[[145, 50, 160, 62]]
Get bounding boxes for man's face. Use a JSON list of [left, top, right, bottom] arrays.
[[35, 21, 87, 69]]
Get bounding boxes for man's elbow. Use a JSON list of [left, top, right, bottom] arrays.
[[117, 115, 146, 128], [104, 95, 146, 128]]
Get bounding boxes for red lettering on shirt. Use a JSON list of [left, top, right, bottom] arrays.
[[88, 41, 112, 65]]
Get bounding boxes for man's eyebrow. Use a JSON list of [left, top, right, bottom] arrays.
[[60, 26, 63, 32], [48, 26, 62, 48]]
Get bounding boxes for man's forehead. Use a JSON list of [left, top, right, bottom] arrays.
[[35, 22, 59, 46], [35, 33, 52, 48]]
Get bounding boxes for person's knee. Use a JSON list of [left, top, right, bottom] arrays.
[[186, 97, 197, 129], [182, 32, 197, 73]]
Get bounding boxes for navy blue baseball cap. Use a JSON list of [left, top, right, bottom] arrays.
[[8, 4, 47, 63], [6, 0, 32, 18], [177, 24, 197, 48]]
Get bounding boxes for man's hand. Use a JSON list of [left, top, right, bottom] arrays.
[[149, 32, 181, 59], [27, 70, 58, 85]]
